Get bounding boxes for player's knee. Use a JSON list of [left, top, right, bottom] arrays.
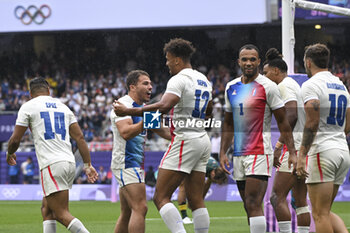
[[270, 191, 278, 208], [245, 196, 261, 211], [136, 202, 148, 216]]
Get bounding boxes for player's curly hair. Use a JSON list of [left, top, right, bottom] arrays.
[[304, 43, 330, 69], [264, 48, 288, 73], [163, 38, 196, 63], [29, 77, 49, 94]]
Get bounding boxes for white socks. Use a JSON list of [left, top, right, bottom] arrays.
[[192, 208, 210, 233], [43, 220, 56, 233], [297, 226, 310, 233], [159, 203, 186, 233], [249, 216, 266, 233], [67, 218, 90, 233], [278, 221, 291, 233]]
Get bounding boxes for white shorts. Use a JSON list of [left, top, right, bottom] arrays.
[[40, 161, 75, 197], [233, 154, 273, 181], [306, 149, 350, 185], [112, 167, 144, 188], [159, 134, 211, 174], [277, 150, 298, 173]]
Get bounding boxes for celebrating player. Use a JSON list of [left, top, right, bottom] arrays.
[[110, 70, 171, 233], [220, 44, 297, 233], [114, 38, 213, 233], [6, 77, 98, 233]]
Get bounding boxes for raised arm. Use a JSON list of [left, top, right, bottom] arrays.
[[114, 93, 180, 117]]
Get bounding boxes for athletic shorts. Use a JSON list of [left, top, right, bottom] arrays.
[[306, 149, 350, 185], [233, 154, 273, 181], [40, 161, 75, 197], [159, 134, 211, 174], [112, 167, 144, 188], [277, 150, 298, 173]]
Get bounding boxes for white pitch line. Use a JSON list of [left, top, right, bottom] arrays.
[[146, 216, 246, 221]]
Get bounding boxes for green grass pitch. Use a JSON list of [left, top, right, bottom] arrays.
[[0, 201, 349, 232]]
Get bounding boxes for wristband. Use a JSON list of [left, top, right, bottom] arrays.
[[275, 141, 283, 149], [83, 163, 91, 169]]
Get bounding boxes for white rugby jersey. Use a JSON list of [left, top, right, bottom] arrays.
[[301, 71, 350, 155], [110, 95, 146, 170], [278, 77, 305, 150], [225, 74, 284, 156], [16, 95, 76, 170], [165, 68, 213, 140]]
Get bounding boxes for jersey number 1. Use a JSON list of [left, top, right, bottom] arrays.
[[192, 90, 210, 119], [327, 94, 347, 126], [40, 112, 66, 140]]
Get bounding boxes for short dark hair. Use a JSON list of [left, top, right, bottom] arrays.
[[163, 38, 196, 63], [29, 77, 49, 94], [304, 43, 330, 69], [239, 44, 260, 57], [264, 48, 288, 73], [126, 70, 150, 91]]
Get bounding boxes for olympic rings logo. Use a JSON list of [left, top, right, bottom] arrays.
[[1, 188, 20, 199], [14, 5, 51, 25]]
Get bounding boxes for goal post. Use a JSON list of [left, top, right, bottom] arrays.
[[282, 0, 350, 75]]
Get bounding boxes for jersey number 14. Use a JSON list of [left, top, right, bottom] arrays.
[[40, 112, 66, 140]]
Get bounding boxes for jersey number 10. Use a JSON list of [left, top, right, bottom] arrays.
[[40, 112, 66, 140], [327, 94, 347, 126]]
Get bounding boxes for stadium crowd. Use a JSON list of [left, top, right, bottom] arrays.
[[1, 46, 350, 151]]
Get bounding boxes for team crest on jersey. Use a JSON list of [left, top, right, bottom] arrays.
[[232, 89, 237, 95], [143, 110, 161, 129]]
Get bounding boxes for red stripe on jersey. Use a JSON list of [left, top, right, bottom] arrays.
[[48, 166, 59, 191], [169, 108, 175, 137], [178, 140, 184, 170], [252, 155, 258, 174], [41, 170, 46, 196], [160, 137, 174, 167], [316, 153, 323, 182], [266, 154, 270, 174]]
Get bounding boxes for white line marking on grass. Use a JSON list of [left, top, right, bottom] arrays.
[[146, 216, 246, 221]]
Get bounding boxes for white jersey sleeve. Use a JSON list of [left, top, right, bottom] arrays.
[[113, 96, 133, 123], [301, 82, 319, 103], [165, 75, 186, 98], [266, 80, 284, 111], [278, 78, 298, 104]]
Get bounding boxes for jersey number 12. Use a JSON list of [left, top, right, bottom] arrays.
[[192, 89, 209, 119]]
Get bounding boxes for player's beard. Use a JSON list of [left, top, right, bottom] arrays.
[[243, 67, 258, 79]]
